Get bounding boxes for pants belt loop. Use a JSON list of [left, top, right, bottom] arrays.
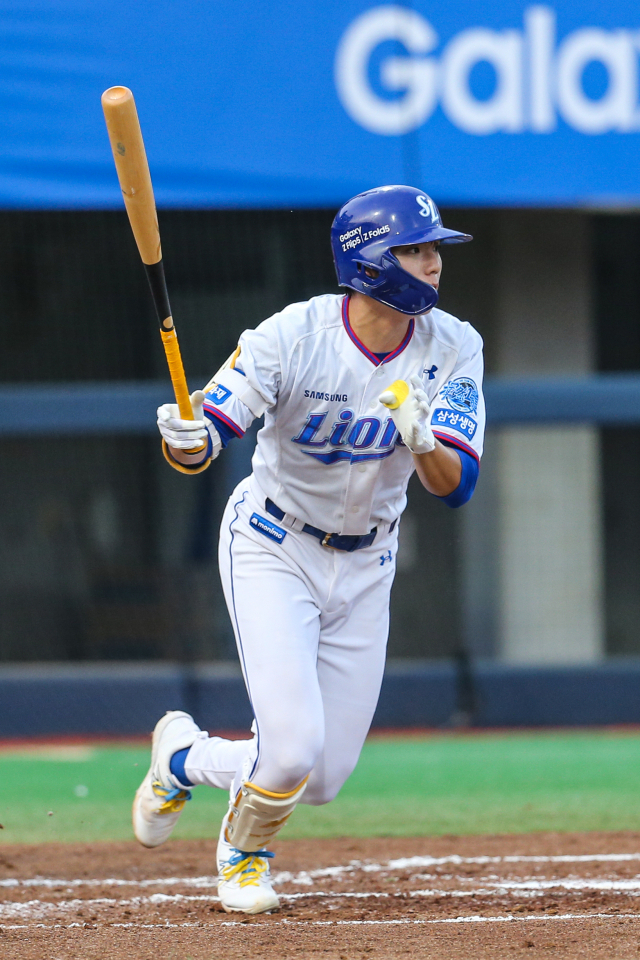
[[265, 499, 306, 533], [286, 515, 306, 533], [276, 511, 305, 533]]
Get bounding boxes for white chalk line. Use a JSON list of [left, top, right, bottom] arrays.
[[0, 875, 220, 890], [3, 852, 640, 923], [1, 912, 640, 931], [0, 890, 395, 920], [482, 879, 640, 893], [409, 879, 640, 897], [4, 852, 640, 891], [4, 881, 640, 921], [274, 852, 640, 886]]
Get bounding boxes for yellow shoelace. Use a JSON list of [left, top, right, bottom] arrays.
[[152, 780, 191, 814], [221, 854, 271, 888]]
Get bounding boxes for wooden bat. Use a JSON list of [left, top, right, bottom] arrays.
[[101, 85, 205, 451]]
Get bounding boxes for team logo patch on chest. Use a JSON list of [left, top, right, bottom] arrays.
[[249, 513, 287, 543]]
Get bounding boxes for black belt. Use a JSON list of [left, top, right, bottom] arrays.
[[265, 499, 396, 552]]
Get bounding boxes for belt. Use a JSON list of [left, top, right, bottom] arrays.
[[265, 498, 396, 552]]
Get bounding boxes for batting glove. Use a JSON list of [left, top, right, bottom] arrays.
[[157, 390, 222, 458], [379, 374, 435, 455]]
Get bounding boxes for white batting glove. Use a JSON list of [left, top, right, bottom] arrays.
[[379, 375, 435, 454], [157, 390, 222, 457]]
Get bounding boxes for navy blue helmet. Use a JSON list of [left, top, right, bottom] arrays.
[[331, 185, 472, 316]]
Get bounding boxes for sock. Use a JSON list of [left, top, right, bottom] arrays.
[[169, 747, 195, 787]]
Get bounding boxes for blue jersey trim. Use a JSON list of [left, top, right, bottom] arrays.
[[342, 295, 414, 366], [384, 318, 416, 362], [204, 409, 242, 446], [432, 430, 480, 463], [203, 405, 244, 438], [434, 443, 479, 508]]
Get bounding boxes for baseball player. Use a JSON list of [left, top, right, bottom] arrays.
[[133, 185, 484, 914]]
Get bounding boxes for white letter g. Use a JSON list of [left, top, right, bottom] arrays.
[[335, 5, 438, 136]]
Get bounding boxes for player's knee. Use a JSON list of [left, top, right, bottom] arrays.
[[273, 744, 322, 788], [302, 781, 341, 806], [271, 761, 314, 792], [259, 728, 324, 793], [303, 760, 354, 805]]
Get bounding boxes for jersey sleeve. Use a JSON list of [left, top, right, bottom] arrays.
[[430, 324, 485, 461], [200, 316, 283, 439]]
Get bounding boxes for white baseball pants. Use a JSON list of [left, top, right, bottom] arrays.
[[184, 478, 398, 805]]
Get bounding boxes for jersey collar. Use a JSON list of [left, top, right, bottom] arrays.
[[341, 294, 415, 366]]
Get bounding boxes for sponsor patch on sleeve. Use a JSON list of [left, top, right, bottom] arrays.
[[205, 383, 232, 405], [431, 408, 477, 440], [249, 513, 287, 544]]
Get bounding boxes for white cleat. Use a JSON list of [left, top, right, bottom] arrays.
[[132, 710, 205, 848], [217, 821, 279, 914]]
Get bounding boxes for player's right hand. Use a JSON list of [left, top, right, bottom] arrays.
[[379, 375, 435, 455], [157, 390, 210, 450]]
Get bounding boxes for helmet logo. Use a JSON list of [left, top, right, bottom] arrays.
[[416, 195, 438, 220]]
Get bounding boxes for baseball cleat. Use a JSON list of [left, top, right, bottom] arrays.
[[217, 822, 279, 914], [132, 710, 205, 848]]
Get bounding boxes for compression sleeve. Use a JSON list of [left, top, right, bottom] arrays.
[[433, 443, 479, 508]]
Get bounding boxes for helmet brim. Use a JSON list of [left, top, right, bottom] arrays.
[[390, 225, 473, 247]]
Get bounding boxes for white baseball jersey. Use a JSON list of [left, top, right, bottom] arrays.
[[203, 294, 484, 536]]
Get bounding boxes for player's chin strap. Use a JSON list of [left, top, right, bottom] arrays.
[[224, 777, 309, 851]]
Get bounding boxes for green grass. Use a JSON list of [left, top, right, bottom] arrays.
[[2, 730, 640, 844]]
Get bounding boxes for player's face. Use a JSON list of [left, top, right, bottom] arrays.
[[392, 241, 442, 290]]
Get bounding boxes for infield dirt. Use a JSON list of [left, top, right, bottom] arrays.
[[3, 832, 640, 958]]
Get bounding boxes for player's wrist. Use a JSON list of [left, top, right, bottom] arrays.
[[162, 436, 213, 473], [406, 426, 436, 456]]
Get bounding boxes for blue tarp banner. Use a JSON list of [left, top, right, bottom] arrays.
[[2, 1, 640, 208]]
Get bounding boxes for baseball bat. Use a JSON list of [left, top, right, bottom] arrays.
[[101, 85, 205, 451]]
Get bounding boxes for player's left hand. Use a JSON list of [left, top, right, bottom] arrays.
[[379, 375, 435, 455]]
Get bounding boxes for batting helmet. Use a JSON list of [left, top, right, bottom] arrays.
[[331, 185, 472, 316]]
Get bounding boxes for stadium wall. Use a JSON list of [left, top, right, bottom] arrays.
[[2, 660, 640, 737]]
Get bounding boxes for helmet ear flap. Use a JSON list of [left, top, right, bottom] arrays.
[[354, 259, 384, 285], [368, 253, 440, 314]]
